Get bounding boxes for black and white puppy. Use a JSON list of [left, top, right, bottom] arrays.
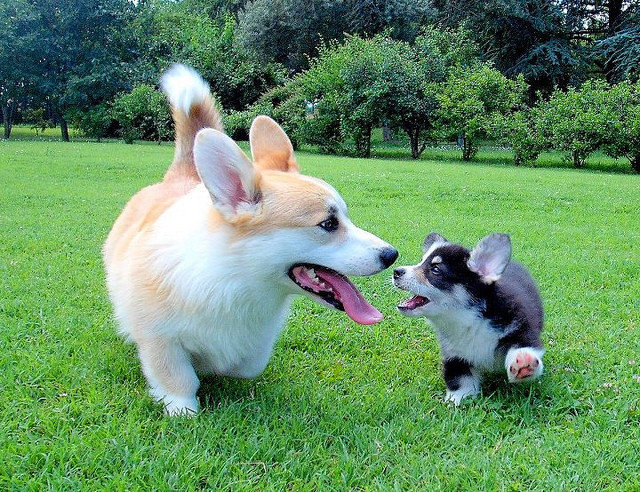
[[393, 233, 544, 405]]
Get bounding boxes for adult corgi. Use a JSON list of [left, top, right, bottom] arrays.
[[103, 65, 397, 415]]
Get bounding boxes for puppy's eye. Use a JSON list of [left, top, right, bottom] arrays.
[[430, 265, 441, 275], [318, 216, 339, 232]]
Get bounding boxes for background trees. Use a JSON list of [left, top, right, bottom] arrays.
[[2, 0, 640, 172]]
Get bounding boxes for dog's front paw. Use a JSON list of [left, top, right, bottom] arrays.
[[161, 395, 199, 417], [506, 347, 543, 383]]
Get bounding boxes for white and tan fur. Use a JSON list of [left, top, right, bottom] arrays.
[[104, 65, 396, 415]]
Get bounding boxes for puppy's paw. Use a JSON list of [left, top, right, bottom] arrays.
[[444, 375, 480, 406], [506, 347, 543, 383], [445, 388, 478, 406]]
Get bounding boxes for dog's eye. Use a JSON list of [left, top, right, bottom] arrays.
[[318, 216, 339, 232], [430, 265, 441, 275]]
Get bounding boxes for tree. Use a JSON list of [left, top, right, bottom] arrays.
[[134, 4, 285, 111], [3, 0, 140, 141], [301, 35, 394, 157], [237, 0, 435, 72], [383, 26, 477, 159], [601, 80, 640, 173], [0, 0, 35, 138], [436, 64, 528, 161], [112, 85, 173, 144], [536, 81, 617, 168]]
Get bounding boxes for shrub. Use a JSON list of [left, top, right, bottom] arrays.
[[436, 64, 527, 161], [501, 108, 547, 166], [69, 104, 115, 142], [112, 85, 172, 144], [224, 80, 307, 148], [536, 81, 616, 168], [300, 35, 396, 157], [601, 81, 640, 173]]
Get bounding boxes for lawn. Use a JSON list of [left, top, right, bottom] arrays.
[[0, 138, 639, 489]]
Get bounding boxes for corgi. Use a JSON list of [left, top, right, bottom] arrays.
[[103, 65, 398, 415], [393, 233, 544, 405]]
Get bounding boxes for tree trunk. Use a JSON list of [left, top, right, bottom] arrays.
[[354, 125, 372, 158], [3, 102, 15, 139], [382, 122, 394, 142], [573, 150, 584, 168], [605, 0, 624, 82], [631, 155, 640, 174], [60, 116, 69, 142]]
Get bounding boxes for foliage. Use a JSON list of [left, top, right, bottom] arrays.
[[136, 7, 286, 112], [436, 64, 527, 160], [112, 86, 173, 144], [22, 108, 54, 136], [500, 108, 547, 166], [300, 35, 394, 157], [69, 104, 115, 142], [598, 25, 640, 83], [10, 0, 140, 140], [237, 0, 434, 72], [601, 80, 640, 173], [224, 80, 308, 148], [535, 81, 618, 168]]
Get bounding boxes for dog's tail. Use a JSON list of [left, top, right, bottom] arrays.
[[160, 64, 223, 181]]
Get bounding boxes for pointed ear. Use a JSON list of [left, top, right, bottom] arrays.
[[467, 233, 512, 283], [423, 233, 447, 254], [249, 115, 299, 173], [194, 128, 261, 218]]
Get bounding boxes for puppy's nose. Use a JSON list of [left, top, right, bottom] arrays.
[[379, 247, 399, 269], [393, 267, 406, 279]]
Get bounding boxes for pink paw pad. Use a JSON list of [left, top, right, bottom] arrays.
[[509, 351, 540, 380]]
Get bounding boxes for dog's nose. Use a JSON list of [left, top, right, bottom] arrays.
[[379, 247, 398, 268], [393, 267, 405, 279]]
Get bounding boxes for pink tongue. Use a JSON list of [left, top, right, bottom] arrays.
[[315, 269, 383, 325]]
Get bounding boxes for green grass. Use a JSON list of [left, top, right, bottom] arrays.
[[1, 138, 639, 489]]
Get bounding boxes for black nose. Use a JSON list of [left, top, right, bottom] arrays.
[[393, 267, 405, 279], [379, 247, 399, 269]]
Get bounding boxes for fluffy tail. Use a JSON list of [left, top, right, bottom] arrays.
[[160, 64, 223, 181]]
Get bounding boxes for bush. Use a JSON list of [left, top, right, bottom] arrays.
[[69, 104, 115, 142], [501, 109, 547, 166], [535, 81, 616, 168], [601, 81, 640, 173], [300, 35, 398, 157], [436, 64, 527, 161], [112, 85, 172, 144], [224, 80, 308, 148]]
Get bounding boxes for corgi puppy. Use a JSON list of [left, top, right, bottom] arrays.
[[103, 65, 397, 415], [393, 233, 544, 405]]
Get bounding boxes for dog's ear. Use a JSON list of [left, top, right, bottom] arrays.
[[249, 115, 299, 173], [423, 233, 447, 254], [194, 128, 261, 218], [468, 233, 512, 283]]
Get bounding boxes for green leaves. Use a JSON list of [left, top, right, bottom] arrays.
[[436, 64, 527, 161], [112, 86, 173, 144]]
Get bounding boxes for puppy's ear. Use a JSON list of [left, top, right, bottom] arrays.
[[468, 233, 512, 283], [194, 128, 261, 218], [423, 233, 447, 254], [249, 115, 299, 173]]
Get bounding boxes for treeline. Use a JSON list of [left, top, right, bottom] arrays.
[[227, 34, 640, 172], [1, 0, 639, 170]]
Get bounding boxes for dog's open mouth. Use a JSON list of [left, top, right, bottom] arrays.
[[288, 264, 383, 325], [397, 295, 430, 312]]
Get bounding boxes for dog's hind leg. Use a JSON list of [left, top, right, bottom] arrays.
[[137, 336, 200, 416]]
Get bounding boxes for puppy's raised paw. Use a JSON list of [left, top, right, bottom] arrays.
[[506, 347, 543, 383]]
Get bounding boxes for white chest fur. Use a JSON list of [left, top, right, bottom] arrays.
[[430, 311, 503, 370]]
